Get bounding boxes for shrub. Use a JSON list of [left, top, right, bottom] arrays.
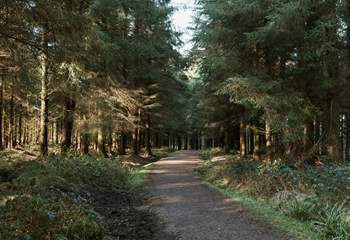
[[200, 148, 225, 161], [200, 150, 213, 160], [1, 154, 134, 239], [0, 195, 104, 240], [13, 154, 131, 193]]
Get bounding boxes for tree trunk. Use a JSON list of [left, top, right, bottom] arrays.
[[265, 120, 272, 163], [81, 132, 90, 155], [132, 127, 139, 155], [253, 126, 260, 160], [61, 95, 76, 152], [97, 125, 108, 157], [0, 75, 3, 150], [177, 136, 182, 150], [145, 113, 152, 156], [224, 129, 230, 153], [40, 23, 49, 157], [327, 99, 340, 161], [81, 118, 90, 155], [201, 134, 206, 150], [118, 133, 127, 155], [18, 110, 22, 145], [240, 120, 246, 158], [9, 88, 15, 148]]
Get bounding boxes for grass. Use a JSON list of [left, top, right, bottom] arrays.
[[0, 154, 115, 239], [205, 182, 320, 240], [194, 148, 347, 240], [151, 147, 177, 159], [0, 147, 175, 240]]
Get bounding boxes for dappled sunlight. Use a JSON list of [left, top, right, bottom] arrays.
[[155, 181, 203, 190], [156, 159, 198, 165], [149, 169, 171, 174], [0, 194, 30, 207]]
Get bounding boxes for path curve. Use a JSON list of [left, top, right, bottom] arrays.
[[148, 151, 293, 240]]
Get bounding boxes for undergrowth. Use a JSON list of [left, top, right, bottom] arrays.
[[0, 153, 140, 240], [197, 149, 350, 240]]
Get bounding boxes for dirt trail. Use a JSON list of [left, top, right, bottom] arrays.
[[148, 151, 293, 240]]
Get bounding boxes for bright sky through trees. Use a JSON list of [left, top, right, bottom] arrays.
[[171, 0, 195, 54]]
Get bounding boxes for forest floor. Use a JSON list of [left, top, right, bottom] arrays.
[[147, 151, 292, 240], [0, 146, 175, 240]]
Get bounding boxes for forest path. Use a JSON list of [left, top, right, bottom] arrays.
[[148, 151, 293, 240]]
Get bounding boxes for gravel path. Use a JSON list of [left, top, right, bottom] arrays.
[[148, 151, 293, 240]]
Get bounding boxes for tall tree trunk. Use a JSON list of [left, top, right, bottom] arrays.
[[137, 130, 142, 153], [224, 129, 230, 153], [145, 113, 152, 156], [240, 120, 246, 158], [18, 110, 22, 145], [53, 119, 58, 144], [132, 109, 140, 155], [177, 136, 182, 150], [0, 75, 3, 150], [118, 133, 127, 155], [265, 120, 272, 163], [132, 127, 139, 155], [61, 95, 76, 152], [327, 99, 340, 160], [253, 126, 260, 160], [9, 88, 15, 148], [184, 135, 188, 150], [155, 132, 160, 148], [97, 126, 108, 157], [40, 23, 49, 157], [201, 134, 206, 150], [97, 109, 108, 157], [81, 116, 90, 154]]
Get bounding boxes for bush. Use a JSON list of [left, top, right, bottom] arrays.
[[0, 195, 104, 240], [0, 154, 134, 240], [200, 148, 225, 161], [200, 150, 213, 160], [13, 154, 131, 193], [196, 153, 350, 239]]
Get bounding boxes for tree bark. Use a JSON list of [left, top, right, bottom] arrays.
[[240, 120, 246, 158], [97, 125, 108, 157], [0, 75, 3, 150], [177, 136, 182, 150], [327, 99, 340, 160], [253, 126, 260, 160], [18, 110, 22, 145], [40, 22, 49, 157], [224, 129, 230, 153], [265, 120, 272, 163], [132, 127, 139, 155], [145, 113, 152, 156], [61, 95, 76, 152], [118, 133, 127, 155], [9, 87, 15, 148]]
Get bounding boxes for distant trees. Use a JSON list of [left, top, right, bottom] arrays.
[[193, 0, 350, 162], [0, 0, 187, 157]]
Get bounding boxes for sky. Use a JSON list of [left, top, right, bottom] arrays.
[[171, 0, 196, 55]]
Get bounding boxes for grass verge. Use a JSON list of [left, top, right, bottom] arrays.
[[204, 181, 320, 240], [195, 158, 321, 240]]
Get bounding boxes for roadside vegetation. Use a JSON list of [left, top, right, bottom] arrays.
[[197, 149, 350, 240], [0, 147, 174, 240]]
